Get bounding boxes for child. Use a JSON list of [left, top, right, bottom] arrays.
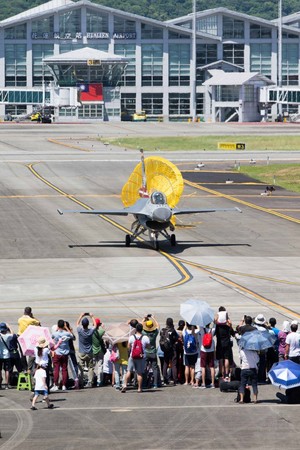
[[31, 364, 54, 410], [102, 341, 113, 386]]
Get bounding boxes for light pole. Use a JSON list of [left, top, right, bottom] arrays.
[[191, 0, 197, 121], [278, 0, 282, 116]]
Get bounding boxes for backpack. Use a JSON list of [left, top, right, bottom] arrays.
[[202, 330, 213, 349], [131, 335, 144, 359], [235, 387, 251, 403], [184, 332, 197, 354], [109, 346, 120, 363], [159, 328, 172, 353]]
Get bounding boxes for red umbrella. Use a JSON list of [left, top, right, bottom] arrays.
[[18, 325, 53, 356]]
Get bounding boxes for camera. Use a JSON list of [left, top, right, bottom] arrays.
[[84, 312, 90, 316], [147, 314, 152, 318]]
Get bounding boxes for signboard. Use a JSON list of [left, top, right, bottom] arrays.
[[218, 142, 246, 150], [87, 60, 101, 66], [31, 31, 136, 40]]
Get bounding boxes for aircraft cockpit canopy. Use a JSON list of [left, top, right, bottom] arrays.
[[151, 191, 166, 205]]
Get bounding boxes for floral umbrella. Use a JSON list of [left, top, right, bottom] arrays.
[[18, 325, 53, 356]]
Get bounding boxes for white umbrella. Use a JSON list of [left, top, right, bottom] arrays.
[[180, 299, 214, 327], [103, 322, 134, 345]]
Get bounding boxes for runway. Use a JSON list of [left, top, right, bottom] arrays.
[[1, 122, 300, 449]]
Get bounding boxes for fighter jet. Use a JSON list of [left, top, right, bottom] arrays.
[[58, 151, 241, 250]]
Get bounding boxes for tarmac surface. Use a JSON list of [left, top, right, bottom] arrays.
[[0, 121, 300, 449]]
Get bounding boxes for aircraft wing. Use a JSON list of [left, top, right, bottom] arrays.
[[57, 208, 129, 216], [172, 206, 242, 215]]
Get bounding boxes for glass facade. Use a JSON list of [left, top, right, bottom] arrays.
[[169, 44, 190, 86], [197, 16, 218, 35], [223, 16, 244, 39], [141, 23, 163, 39], [59, 9, 81, 37], [86, 9, 109, 33], [250, 24, 272, 39], [169, 93, 190, 115], [196, 44, 218, 84], [1, 4, 299, 121], [114, 16, 136, 34], [32, 17, 54, 38], [0, 90, 49, 103], [114, 44, 136, 86], [223, 44, 244, 67], [282, 43, 299, 85], [5, 44, 27, 86], [4, 23, 27, 40], [142, 44, 163, 86], [32, 44, 54, 86], [78, 104, 103, 119], [121, 93, 136, 115], [216, 86, 240, 102], [250, 43, 272, 76], [142, 93, 163, 115]]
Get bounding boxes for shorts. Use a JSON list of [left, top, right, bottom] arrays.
[[200, 351, 214, 368], [34, 389, 48, 397], [184, 353, 198, 367], [0, 358, 11, 371], [216, 345, 233, 362], [131, 358, 146, 375]]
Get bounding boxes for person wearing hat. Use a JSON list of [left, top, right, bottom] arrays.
[[92, 318, 106, 387], [142, 315, 160, 388], [76, 312, 96, 388], [0, 322, 13, 389], [35, 336, 62, 390], [253, 314, 271, 383]]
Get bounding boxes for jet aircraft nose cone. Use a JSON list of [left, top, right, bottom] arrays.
[[152, 207, 172, 222]]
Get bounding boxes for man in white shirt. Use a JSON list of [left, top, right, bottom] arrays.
[[121, 323, 149, 393], [238, 348, 259, 403], [285, 322, 300, 364]]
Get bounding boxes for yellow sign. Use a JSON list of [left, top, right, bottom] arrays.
[[218, 142, 246, 150], [87, 59, 101, 66]]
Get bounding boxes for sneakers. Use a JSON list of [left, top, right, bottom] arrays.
[[62, 385, 67, 391], [30, 406, 37, 410], [48, 404, 54, 409], [208, 384, 215, 389], [199, 384, 206, 389], [50, 385, 59, 392]]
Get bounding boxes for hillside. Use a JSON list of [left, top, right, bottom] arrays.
[[0, 0, 299, 23]]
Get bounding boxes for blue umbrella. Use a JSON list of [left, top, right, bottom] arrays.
[[268, 360, 300, 389], [239, 330, 276, 351]]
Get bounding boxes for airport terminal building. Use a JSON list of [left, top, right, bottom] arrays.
[[0, 0, 300, 122]]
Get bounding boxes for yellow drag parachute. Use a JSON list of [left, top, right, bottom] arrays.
[[121, 156, 184, 209]]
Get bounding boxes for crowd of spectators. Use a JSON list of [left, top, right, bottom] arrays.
[[1, 306, 300, 408]]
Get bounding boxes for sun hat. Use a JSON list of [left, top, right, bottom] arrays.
[[37, 336, 49, 348], [143, 320, 157, 332], [291, 320, 298, 326], [282, 321, 290, 332], [254, 314, 266, 325]]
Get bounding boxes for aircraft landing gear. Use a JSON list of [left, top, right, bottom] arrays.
[[125, 234, 131, 247], [170, 234, 176, 246]]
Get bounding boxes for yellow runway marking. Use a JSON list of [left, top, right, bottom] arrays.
[[27, 163, 192, 291], [47, 138, 94, 153], [184, 179, 300, 224], [176, 258, 300, 319]]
